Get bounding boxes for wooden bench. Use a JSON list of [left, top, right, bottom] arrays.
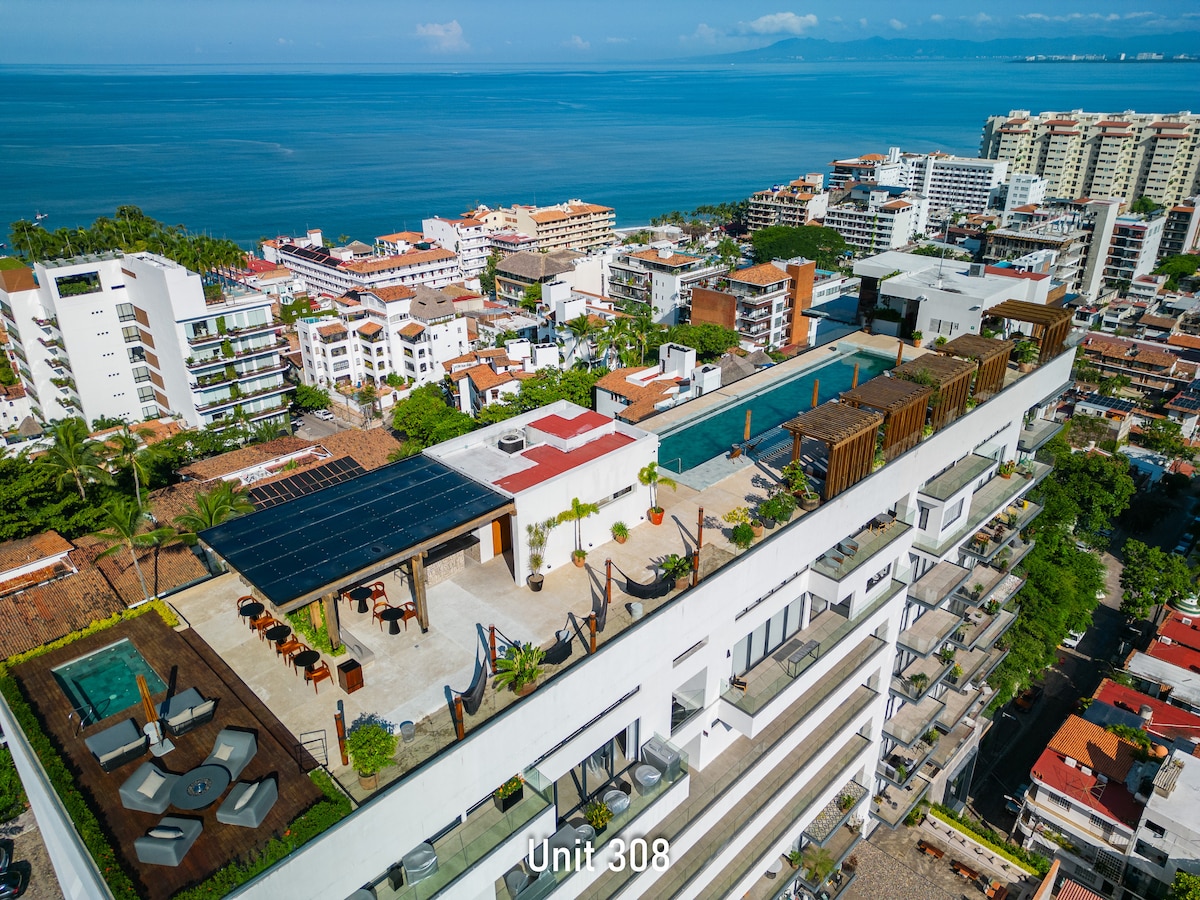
[[917, 839, 945, 860], [950, 859, 980, 881]]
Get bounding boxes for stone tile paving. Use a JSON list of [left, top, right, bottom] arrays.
[[842, 841, 957, 900], [806, 780, 867, 841]]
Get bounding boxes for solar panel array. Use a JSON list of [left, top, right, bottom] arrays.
[[248, 457, 366, 510]]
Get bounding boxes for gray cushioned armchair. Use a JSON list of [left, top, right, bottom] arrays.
[[119, 762, 179, 814], [203, 728, 257, 781]]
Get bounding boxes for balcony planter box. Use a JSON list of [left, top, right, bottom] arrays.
[[494, 785, 524, 813]]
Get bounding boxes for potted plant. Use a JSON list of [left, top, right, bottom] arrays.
[[661, 552, 692, 590], [639, 462, 678, 526], [998, 460, 1015, 479], [558, 497, 599, 568], [938, 647, 956, 665], [972, 582, 985, 600], [760, 491, 797, 528], [950, 663, 964, 683], [345, 713, 399, 791], [923, 729, 940, 745], [803, 846, 836, 885], [526, 518, 556, 591], [494, 775, 525, 812], [908, 672, 929, 695], [786, 850, 803, 869], [495, 642, 545, 696], [611, 521, 629, 544], [911, 330, 923, 348], [843, 855, 858, 874], [895, 763, 908, 783], [838, 792, 856, 812], [730, 522, 756, 550], [584, 799, 613, 835], [1014, 340, 1038, 372], [934, 335, 948, 347]]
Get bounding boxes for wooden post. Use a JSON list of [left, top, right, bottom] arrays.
[[811, 379, 819, 409], [605, 559, 612, 606], [691, 550, 700, 587], [334, 704, 348, 767], [453, 697, 465, 741], [744, 409, 752, 441], [791, 431, 802, 463], [323, 592, 341, 651], [852, 361, 860, 389], [588, 615, 597, 653], [697, 506, 705, 551], [489, 625, 498, 674], [896, 341, 904, 367], [308, 598, 322, 631], [411, 552, 430, 632]]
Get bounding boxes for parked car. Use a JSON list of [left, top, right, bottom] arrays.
[[1015, 685, 1044, 712], [313, 409, 335, 422], [1062, 630, 1085, 650], [1005, 783, 1029, 815]]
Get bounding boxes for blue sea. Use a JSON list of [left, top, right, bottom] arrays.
[[2, 61, 1197, 247]]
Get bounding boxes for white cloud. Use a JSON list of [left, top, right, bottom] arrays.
[[858, 17, 868, 27], [734, 12, 819, 35], [563, 35, 591, 51], [605, 36, 632, 44], [969, 12, 992, 25], [888, 18, 907, 30], [277, 37, 292, 45], [929, 13, 944, 22], [415, 20, 468, 52], [1019, 11, 1154, 23], [681, 23, 721, 44]]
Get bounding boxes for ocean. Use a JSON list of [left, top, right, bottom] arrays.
[[2, 61, 1197, 247]]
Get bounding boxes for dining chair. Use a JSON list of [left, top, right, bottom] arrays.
[[372, 600, 393, 631], [305, 661, 332, 694]]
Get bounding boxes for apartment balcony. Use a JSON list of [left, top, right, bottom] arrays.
[[912, 462, 1050, 558], [954, 644, 1008, 690], [925, 719, 978, 775], [788, 825, 863, 900], [920, 454, 995, 502], [37, 336, 65, 352], [811, 522, 911, 582], [720, 583, 898, 717], [871, 771, 931, 828], [187, 340, 287, 369], [195, 382, 289, 414], [908, 562, 971, 610], [949, 602, 1017, 654], [892, 652, 954, 702], [879, 736, 938, 792], [802, 781, 869, 847], [883, 695, 946, 747], [47, 355, 72, 374], [937, 686, 984, 730], [389, 768, 552, 900], [33, 316, 58, 329], [897, 609, 961, 658]]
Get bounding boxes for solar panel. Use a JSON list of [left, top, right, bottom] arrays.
[[247, 457, 367, 510]]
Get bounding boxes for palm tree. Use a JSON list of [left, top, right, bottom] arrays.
[[175, 481, 255, 536], [141, 526, 186, 598], [108, 423, 157, 510], [565, 315, 598, 368], [40, 417, 112, 501], [92, 497, 153, 601], [638, 462, 678, 515], [629, 311, 661, 366], [596, 318, 635, 369], [557, 497, 600, 562]]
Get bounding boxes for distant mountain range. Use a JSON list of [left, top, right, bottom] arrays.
[[699, 34, 1200, 62]]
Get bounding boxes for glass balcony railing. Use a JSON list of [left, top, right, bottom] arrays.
[[912, 462, 1049, 558], [920, 454, 996, 502], [812, 523, 911, 582], [883, 695, 945, 747], [377, 768, 553, 900]]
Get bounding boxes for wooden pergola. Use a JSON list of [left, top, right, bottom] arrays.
[[893, 354, 976, 432], [984, 300, 1073, 363], [783, 401, 883, 500], [939, 334, 1013, 401], [841, 375, 933, 461]]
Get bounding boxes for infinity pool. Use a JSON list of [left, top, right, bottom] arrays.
[[52, 638, 165, 725], [657, 351, 891, 474]]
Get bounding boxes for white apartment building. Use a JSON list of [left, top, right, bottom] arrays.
[[0, 252, 288, 430], [1160, 198, 1200, 260], [829, 151, 905, 190], [825, 188, 930, 254], [994, 174, 1049, 219], [607, 248, 725, 324], [747, 175, 830, 231], [478, 201, 616, 251], [981, 110, 1200, 207], [690, 262, 795, 350], [6, 339, 1075, 900], [275, 241, 461, 299], [1104, 214, 1166, 287], [423, 217, 491, 278], [904, 154, 1008, 215]]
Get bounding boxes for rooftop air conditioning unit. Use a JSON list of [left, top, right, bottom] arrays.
[[1161, 636, 1173, 646], [497, 432, 525, 454]]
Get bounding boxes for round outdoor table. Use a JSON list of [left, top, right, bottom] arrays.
[[379, 606, 407, 635], [264, 624, 291, 644], [170, 764, 231, 811], [345, 586, 373, 614], [237, 602, 264, 628], [292, 649, 320, 672]]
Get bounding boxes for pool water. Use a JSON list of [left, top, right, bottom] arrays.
[[657, 352, 892, 473], [52, 638, 166, 725]]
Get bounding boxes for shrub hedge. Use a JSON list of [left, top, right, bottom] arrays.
[[929, 804, 1050, 875], [0, 747, 27, 822]]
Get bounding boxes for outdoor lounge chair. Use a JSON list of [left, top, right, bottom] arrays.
[[134, 816, 202, 867], [119, 762, 180, 814], [84, 718, 149, 772], [159, 688, 218, 737], [216, 777, 278, 828], [203, 728, 257, 781]]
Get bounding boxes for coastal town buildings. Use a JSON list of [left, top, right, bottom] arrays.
[[981, 110, 1200, 207], [0, 252, 288, 430], [828, 148, 1008, 215], [606, 247, 725, 325], [690, 262, 794, 349], [824, 186, 930, 253], [746, 174, 831, 231], [476, 200, 616, 252], [422, 216, 491, 278], [1103, 214, 1166, 288], [1158, 199, 1200, 260]]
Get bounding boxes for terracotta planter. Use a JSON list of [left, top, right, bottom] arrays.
[[751, 521, 764, 539], [648, 507, 665, 526], [572, 553, 586, 568], [516, 681, 537, 697], [999, 471, 1012, 479], [1018, 362, 1034, 373], [614, 534, 627, 544], [527, 574, 544, 592], [674, 576, 689, 591], [912, 338, 922, 348], [357, 772, 379, 792], [494, 786, 524, 812]]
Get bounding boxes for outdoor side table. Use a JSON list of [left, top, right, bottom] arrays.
[[345, 587, 373, 614], [170, 763, 231, 811], [379, 606, 408, 635], [264, 624, 291, 645], [292, 650, 320, 672], [238, 602, 264, 628]]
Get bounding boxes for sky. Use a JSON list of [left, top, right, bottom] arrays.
[[2, 0, 1199, 66]]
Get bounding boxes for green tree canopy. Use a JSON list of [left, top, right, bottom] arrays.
[[479, 251, 502, 296], [1141, 419, 1192, 460], [1130, 195, 1163, 215], [293, 384, 332, 411], [39, 418, 113, 501], [1155, 255, 1200, 291], [659, 323, 741, 361], [750, 225, 848, 269], [1033, 435, 1135, 546], [174, 481, 254, 535], [391, 384, 474, 455], [1168, 871, 1200, 900], [1120, 539, 1197, 620]]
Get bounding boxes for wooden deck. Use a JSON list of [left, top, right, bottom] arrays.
[[12, 613, 326, 900]]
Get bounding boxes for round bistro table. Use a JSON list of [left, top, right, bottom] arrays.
[[264, 623, 291, 644], [170, 763, 232, 811], [292, 649, 320, 672], [237, 602, 264, 628], [379, 606, 408, 635]]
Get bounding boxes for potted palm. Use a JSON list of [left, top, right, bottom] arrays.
[[525, 518, 555, 591], [584, 799, 613, 835], [639, 462, 678, 526], [1014, 340, 1038, 373], [661, 553, 692, 590], [911, 330, 923, 348], [493, 775, 525, 812], [558, 497, 600, 567], [611, 521, 629, 544], [345, 713, 399, 791], [786, 850, 803, 869], [803, 846, 836, 885], [495, 642, 545, 696]]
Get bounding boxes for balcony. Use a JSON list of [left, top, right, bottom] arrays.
[[912, 462, 1050, 558], [871, 771, 931, 828], [937, 686, 983, 730], [721, 583, 898, 715], [950, 603, 1017, 653], [883, 695, 945, 747], [926, 719, 977, 773], [892, 653, 953, 702], [955, 644, 1008, 689], [963, 504, 1041, 563], [811, 522, 911, 582], [195, 382, 289, 413], [879, 737, 937, 792], [897, 609, 960, 657], [908, 562, 970, 609], [920, 454, 995, 502], [387, 768, 552, 900], [803, 781, 868, 847]]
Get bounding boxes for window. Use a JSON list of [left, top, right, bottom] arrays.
[[128, 347, 146, 363], [332, 361, 350, 372], [138, 386, 155, 402], [116, 303, 135, 322], [142, 405, 158, 419], [917, 503, 931, 530], [122, 325, 140, 344], [1050, 794, 1070, 810], [945, 498, 964, 526], [1145, 821, 1166, 838], [132, 367, 150, 383]]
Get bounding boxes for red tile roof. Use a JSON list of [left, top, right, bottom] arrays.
[[728, 263, 789, 287], [529, 410, 610, 439], [1046, 715, 1137, 781], [398, 322, 426, 339], [0, 566, 126, 659], [495, 432, 634, 493], [0, 532, 73, 576], [1057, 880, 1106, 900], [1032, 746, 1143, 827]]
